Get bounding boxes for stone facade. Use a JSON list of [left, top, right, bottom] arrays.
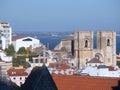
[[54, 36, 74, 54], [74, 30, 116, 68]]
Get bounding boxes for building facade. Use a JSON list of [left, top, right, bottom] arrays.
[[12, 36, 40, 52], [54, 36, 74, 54], [7, 68, 28, 86], [0, 22, 12, 49], [74, 30, 116, 68]]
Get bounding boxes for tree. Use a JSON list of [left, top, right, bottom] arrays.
[[12, 56, 31, 68], [5, 44, 15, 56], [12, 57, 19, 67], [17, 47, 27, 54], [117, 61, 120, 68], [29, 51, 37, 63]]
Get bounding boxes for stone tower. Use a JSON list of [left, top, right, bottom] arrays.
[[74, 31, 93, 68], [97, 31, 116, 66]]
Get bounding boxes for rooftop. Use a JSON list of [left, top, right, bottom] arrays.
[[49, 62, 71, 70], [12, 36, 24, 41], [87, 57, 103, 63], [7, 68, 28, 76], [62, 36, 74, 41], [52, 75, 120, 90]]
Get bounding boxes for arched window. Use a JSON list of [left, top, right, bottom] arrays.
[[85, 40, 88, 48], [107, 39, 110, 46]]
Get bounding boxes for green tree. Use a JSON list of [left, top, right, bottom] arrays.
[[29, 51, 37, 62], [17, 47, 27, 54], [12, 56, 31, 68], [5, 44, 15, 56], [117, 61, 120, 68], [12, 57, 19, 67]]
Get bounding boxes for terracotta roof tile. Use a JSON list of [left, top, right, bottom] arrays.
[[7, 68, 28, 76], [49, 62, 70, 70], [52, 75, 120, 90], [116, 56, 120, 59], [12, 36, 24, 41], [108, 66, 116, 71]]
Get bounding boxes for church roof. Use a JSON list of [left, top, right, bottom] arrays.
[[87, 57, 102, 63], [21, 65, 58, 90]]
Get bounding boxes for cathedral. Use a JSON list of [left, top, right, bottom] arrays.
[[74, 30, 116, 68]]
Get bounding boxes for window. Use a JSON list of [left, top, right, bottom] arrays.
[[20, 77, 22, 80], [23, 38, 32, 41], [85, 40, 88, 48], [13, 77, 16, 80], [20, 82, 22, 86], [107, 39, 110, 46]]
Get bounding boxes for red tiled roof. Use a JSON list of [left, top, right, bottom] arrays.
[[7, 68, 28, 76], [12, 36, 24, 41], [116, 56, 120, 59], [52, 75, 120, 90], [49, 62, 70, 70], [108, 66, 116, 71]]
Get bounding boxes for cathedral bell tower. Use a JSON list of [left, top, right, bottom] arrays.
[[74, 31, 93, 68], [97, 31, 116, 66]]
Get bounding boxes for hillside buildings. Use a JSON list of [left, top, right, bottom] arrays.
[[0, 22, 12, 49]]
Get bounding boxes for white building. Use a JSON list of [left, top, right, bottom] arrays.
[[81, 65, 120, 77], [12, 36, 41, 52], [0, 50, 12, 62], [29, 50, 56, 68], [7, 68, 28, 86], [0, 22, 12, 49]]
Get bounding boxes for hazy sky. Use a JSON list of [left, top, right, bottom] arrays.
[[0, 0, 120, 32]]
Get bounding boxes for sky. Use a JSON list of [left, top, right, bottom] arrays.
[[0, 0, 120, 32]]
